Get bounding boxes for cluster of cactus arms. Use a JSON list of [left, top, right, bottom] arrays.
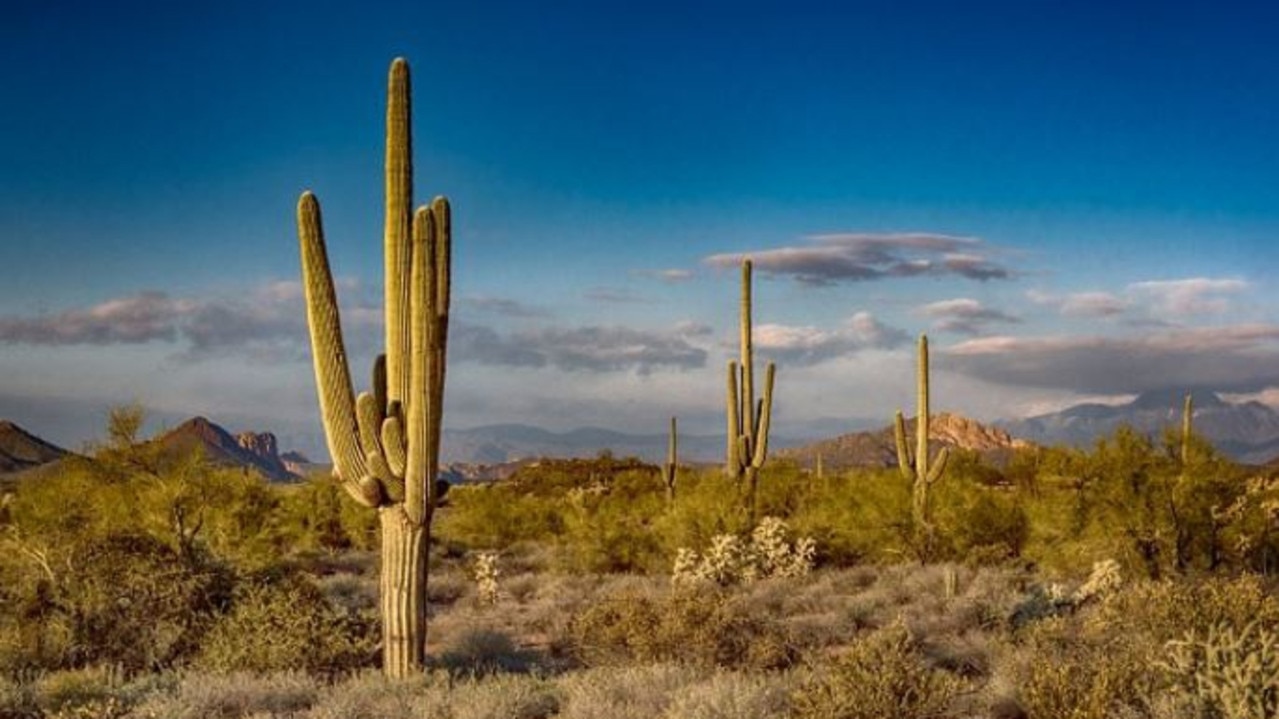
[[297, 58, 449, 678], [894, 334, 948, 551], [725, 259, 776, 522], [663, 416, 678, 502]]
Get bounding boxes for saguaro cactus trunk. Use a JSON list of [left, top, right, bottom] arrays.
[[663, 416, 678, 503], [725, 259, 776, 523], [1181, 393, 1193, 466], [297, 58, 451, 678], [894, 334, 948, 558]]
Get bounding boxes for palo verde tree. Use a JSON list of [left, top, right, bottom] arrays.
[[297, 58, 451, 677]]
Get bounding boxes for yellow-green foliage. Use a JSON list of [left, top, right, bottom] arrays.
[[196, 572, 376, 675], [567, 588, 794, 670]]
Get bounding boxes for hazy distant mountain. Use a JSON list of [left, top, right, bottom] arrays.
[[0, 420, 69, 474], [438, 424, 743, 465], [779, 413, 1031, 471], [156, 417, 301, 482], [999, 389, 1279, 464]]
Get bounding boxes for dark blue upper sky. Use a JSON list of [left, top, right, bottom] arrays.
[[2, 0, 1278, 451]]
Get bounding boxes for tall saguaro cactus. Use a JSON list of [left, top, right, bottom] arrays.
[[894, 334, 948, 555], [297, 58, 450, 678], [726, 259, 776, 521]]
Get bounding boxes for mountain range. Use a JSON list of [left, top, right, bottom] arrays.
[[999, 389, 1279, 465], [3, 388, 1278, 481]]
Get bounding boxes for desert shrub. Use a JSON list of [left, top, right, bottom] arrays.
[[0, 532, 232, 673], [790, 619, 969, 719], [660, 670, 793, 719], [130, 671, 319, 719], [435, 628, 538, 675], [196, 572, 376, 675], [947, 489, 1030, 563], [568, 589, 795, 670], [556, 664, 697, 719]]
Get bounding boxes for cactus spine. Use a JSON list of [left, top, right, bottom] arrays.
[[297, 58, 450, 678], [894, 334, 948, 554], [1181, 393, 1193, 466], [725, 259, 776, 522], [663, 416, 678, 503]]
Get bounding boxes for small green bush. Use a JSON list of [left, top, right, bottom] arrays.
[[568, 589, 794, 670], [790, 620, 968, 719], [196, 572, 376, 675]]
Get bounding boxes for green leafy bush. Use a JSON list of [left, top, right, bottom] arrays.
[[196, 572, 376, 675]]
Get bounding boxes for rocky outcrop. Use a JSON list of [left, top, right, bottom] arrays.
[[157, 418, 301, 482], [779, 413, 1032, 471]]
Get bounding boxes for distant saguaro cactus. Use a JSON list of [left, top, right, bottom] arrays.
[[894, 334, 948, 554], [663, 416, 678, 503], [297, 58, 450, 678], [726, 259, 776, 522], [1181, 393, 1194, 466]]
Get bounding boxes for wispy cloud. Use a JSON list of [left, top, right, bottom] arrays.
[[633, 268, 695, 283], [1028, 277, 1249, 321], [1128, 277, 1248, 316], [918, 298, 1019, 335], [703, 232, 1013, 286], [944, 324, 1279, 394], [584, 287, 650, 304], [750, 311, 909, 365], [461, 295, 550, 319], [451, 322, 706, 374], [0, 282, 379, 362]]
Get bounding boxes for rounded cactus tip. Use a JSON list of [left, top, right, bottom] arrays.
[[298, 190, 319, 210], [390, 56, 409, 73]]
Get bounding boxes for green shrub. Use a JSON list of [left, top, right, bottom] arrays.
[[568, 589, 794, 670], [790, 620, 968, 719], [196, 572, 376, 675]]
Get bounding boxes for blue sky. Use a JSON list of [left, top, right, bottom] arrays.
[[3, 0, 1278, 456]]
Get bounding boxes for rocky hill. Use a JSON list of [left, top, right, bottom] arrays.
[[1000, 389, 1279, 464], [0, 420, 70, 474], [155, 417, 301, 482], [779, 412, 1031, 471]]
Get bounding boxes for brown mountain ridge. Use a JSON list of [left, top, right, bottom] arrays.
[[0, 420, 70, 474], [779, 412, 1032, 471]]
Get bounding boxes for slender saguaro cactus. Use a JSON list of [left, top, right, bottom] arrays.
[[1181, 393, 1193, 466], [297, 58, 450, 678], [895, 334, 948, 553], [662, 416, 678, 503], [726, 259, 776, 521]]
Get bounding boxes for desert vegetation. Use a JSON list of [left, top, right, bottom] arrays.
[[1, 56, 1277, 719], [2, 406, 1279, 717]]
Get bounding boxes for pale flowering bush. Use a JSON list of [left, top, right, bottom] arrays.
[[672, 517, 815, 587], [473, 551, 501, 606]]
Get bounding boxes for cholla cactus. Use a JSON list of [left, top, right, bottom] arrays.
[[726, 259, 776, 522], [473, 551, 501, 606], [1162, 621, 1279, 718], [1072, 558, 1122, 605], [297, 58, 450, 677], [672, 517, 815, 586]]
